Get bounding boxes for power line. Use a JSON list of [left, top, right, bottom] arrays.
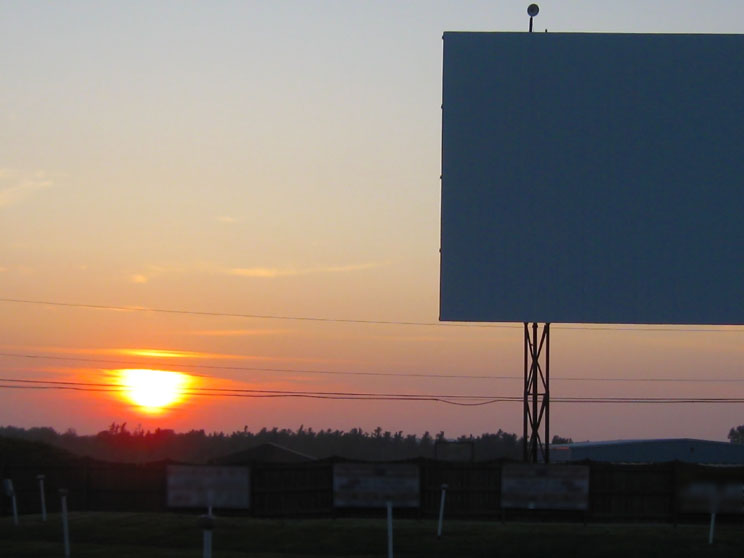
[[0, 378, 508, 406], [3, 383, 744, 404], [2, 297, 743, 333], [0, 377, 497, 399], [0, 385, 506, 406], [0, 352, 505, 380], [1, 351, 743, 383], [0, 297, 510, 329], [1, 378, 744, 405]]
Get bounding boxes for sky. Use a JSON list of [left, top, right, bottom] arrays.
[[1, 1, 743, 442]]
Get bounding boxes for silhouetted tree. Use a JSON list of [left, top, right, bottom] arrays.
[[0, 424, 562, 464], [728, 425, 744, 444]]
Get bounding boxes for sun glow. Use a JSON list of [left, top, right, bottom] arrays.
[[118, 369, 191, 413]]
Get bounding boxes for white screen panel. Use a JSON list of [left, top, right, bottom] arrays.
[[440, 32, 744, 324]]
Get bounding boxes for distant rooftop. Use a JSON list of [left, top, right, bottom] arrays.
[[551, 438, 744, 465], [210, 442, 316, 465]]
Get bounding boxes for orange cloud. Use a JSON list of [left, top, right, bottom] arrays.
[[1, 345, 341, 364], [0, 169, 53, 208], [185, 329, 290, 337], [229, 261, 388, 278]]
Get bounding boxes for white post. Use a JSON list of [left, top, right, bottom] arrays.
[[60, 489, 70, 558], [708, 486, 722, 545], [708, 511, 716, 545], [3, 479, 18, 526], [437, 484, 448, 538], [37, 474, 47, 521], [386, 500, 393, 558], [198, 514, 215, 558], [204, 530, 213, 558], [11, 492, 19, 526]]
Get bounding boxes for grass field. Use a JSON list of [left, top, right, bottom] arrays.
[[2, 512, 744, 557]]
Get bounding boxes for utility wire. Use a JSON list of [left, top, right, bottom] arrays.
[[0, 352, 504, 380], [2, 383, 744, 404], [0, 377, 499, 399], [1, 378, 744, 405], [2, 297, 743, 333], [0, 385, 506, 406], [0, 297, 509, 329], [1, 351, 743, 383], [0, 379, 507, 406]]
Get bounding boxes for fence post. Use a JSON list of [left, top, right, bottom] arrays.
[[437, 484, 448, 538], [37, 474, 47, 521], [3, 479, 19, 526], [84, 462, 90, 511], [671, 461, 679, 527], [198, 514, 215, 558], [59, 489, 70, 558], [386, 500, 394, 558]]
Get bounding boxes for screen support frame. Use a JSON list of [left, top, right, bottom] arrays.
[[524, 322, 550, 463]]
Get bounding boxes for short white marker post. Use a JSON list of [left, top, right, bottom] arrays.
[[708, 509, 716, 545], [708, 484, 725, 545], [386, 500, 394, 558], [12, 491, 19, 526], [59, 489, 70, 558], [198, 514, 215, 558], [37, 474, 47, 521], [437, 483, 448, 539], [3, 479, 18, 526]]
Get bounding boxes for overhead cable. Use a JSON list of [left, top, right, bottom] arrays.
[[1, 351, 743, 383], [1, 378, 744, 405], [2, 297, 742, 333]]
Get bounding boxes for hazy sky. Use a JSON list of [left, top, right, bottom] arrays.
[[1, 1, 743, 441]]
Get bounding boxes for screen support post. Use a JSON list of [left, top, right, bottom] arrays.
[[523, 322, 550, 463]]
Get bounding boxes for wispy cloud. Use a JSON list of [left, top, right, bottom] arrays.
[[229, 261, 388, 278], [185, 329, 290, 337], [2, 345, 341, 364], [115, 349, 209, 359], [0, 264, 35, 275], [125, 260, 388, 284], [0, 169, 53, 209], [127, 265, 179, 284], [217, 216, 237, 223]]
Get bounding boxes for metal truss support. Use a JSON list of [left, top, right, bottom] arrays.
[[523, 322, 550, 463]]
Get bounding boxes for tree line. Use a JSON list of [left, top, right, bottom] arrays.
[[0, 424, 573, 464]]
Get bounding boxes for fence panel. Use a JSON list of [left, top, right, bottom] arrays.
[[421, 460, 501, 517], [251, 461, 333, 517], [86, 461, 167, 512], [589, 462, 675, 520], [6, 457, 744, 522]]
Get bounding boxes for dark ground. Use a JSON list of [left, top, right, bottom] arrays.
[[2, 512, 744, 557]]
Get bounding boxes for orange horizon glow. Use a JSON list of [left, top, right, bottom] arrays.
[[118, 369, 192, 414]]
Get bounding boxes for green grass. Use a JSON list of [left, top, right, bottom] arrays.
[[2, 512, 744, 557]]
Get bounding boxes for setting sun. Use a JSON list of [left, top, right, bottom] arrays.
[[118, 369, 191, 413]]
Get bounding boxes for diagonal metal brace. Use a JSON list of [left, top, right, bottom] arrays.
[[523, 322, 550, 463]]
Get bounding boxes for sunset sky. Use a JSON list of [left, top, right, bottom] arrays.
[[1, 1, 743, 442]]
